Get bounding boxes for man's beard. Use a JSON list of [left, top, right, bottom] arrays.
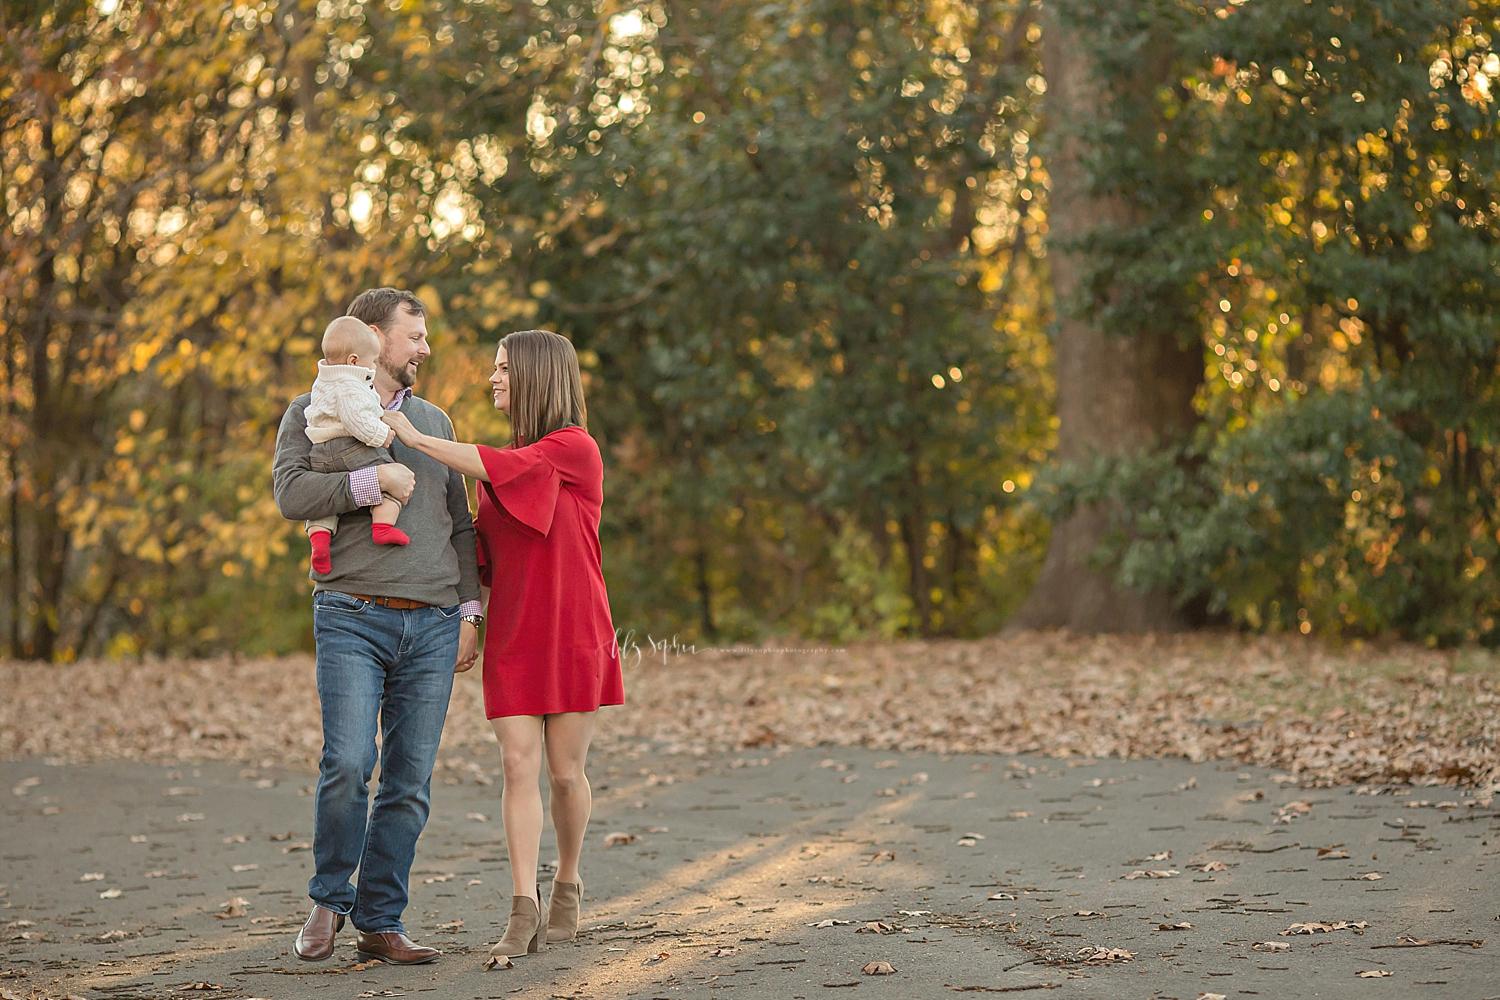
[[379, 354, 416, 389]]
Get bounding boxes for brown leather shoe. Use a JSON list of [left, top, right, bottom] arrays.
[[355, 930, 440, 965], [294, 906, 345, 962]]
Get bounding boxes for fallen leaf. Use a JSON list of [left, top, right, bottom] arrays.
[[1123, 869, 1179, 880], [1081, 946, 1134, 963], [1236, 790, 1264, 802], [1251, 941, 1290, 953], [482, 954, 512, 970], [79, 872, 105, 882], [98, 889, 122, 899], [1196, 993, 1227, 1000], [230, 864, 258, 872], [643, 951, 669, 964], [1145, 850, 1171, 861], [466, 812, 488, 822], [1357, 872, 1383, 880], [422, 873, 455, 884], [861, 961, 897, 975], [97, 929, 128, 942], [212, 897, 249, 919], [1075, 909, 1104, 916], [1195, 861, 1229, 872], [856, 921, 903, 934], [1157, 921, 1193, 931], [1318, 850, 1351, 860], [870, 850, 897, 862], [808, 918, 854, 928], [956, 838, 978, 847], [603, 831, 637, 847], [1356, 970, 1393, 978], [710, 946, 738, 956], [282, 842, 312, 853], [989, 892, 1018, 901], [1280, 922, 1333, 935], [436, 919, 463, 931]]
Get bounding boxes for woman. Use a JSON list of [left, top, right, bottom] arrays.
[[382, 329, 624, 962]]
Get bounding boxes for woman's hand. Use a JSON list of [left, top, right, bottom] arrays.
[[381, 410, 423, 446]]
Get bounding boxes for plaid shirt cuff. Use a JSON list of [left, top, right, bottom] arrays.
[[349, 466, 383, 507], [459, 600, 483, 620]]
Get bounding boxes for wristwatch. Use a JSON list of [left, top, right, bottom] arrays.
[[461, 614, 484, 627]]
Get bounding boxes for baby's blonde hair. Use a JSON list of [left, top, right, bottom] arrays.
[[322, 316, 381, 364]]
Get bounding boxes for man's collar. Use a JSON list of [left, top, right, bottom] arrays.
[[383, 387, 413, 412]]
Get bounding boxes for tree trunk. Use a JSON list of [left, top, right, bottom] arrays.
[[1009, 4, 1202, 633]]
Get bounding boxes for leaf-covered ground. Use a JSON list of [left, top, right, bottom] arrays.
[[2, 632, 1496, 794]]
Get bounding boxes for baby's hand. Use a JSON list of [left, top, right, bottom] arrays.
[[383, 427, 396, 448]]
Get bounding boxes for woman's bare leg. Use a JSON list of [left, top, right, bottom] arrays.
[[543, 712, 596, 886], [493, 715, 546, 899]]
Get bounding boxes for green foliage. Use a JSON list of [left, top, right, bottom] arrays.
[[482, 0, 1053, 640], [1052, 0, 1500, 644]]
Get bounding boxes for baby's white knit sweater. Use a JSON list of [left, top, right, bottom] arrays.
[[303, 361, 389, 447]]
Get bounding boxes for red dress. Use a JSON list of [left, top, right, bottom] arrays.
[[474, 426, 624, 718]]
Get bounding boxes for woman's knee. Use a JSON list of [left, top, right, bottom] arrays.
[[545, 755, 589, 796], [499, 746, 543, 788]]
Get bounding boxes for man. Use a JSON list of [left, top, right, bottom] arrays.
[[272, 288, 484, 965]]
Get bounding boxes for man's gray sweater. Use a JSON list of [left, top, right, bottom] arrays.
[[273, 392, 481, 608]]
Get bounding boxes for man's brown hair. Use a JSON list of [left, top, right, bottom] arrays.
[[345, 287, 427, 330], [501, 329, 587, 446]]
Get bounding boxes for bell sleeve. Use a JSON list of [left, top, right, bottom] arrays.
[[474, 523, 493, 588], [477, 443, 560, 538]]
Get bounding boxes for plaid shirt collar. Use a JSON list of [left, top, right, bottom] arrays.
[[383, 387, 413, 411]]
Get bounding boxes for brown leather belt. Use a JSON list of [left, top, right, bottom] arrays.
[[345, 593, 431, 610]]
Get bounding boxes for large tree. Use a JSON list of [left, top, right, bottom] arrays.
[[1009, 1, 1203, 631]]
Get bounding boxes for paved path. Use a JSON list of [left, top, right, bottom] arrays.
[[2, 748, 1494, 999]]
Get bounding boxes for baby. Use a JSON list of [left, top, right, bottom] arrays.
[[302, 316, 408, 574]]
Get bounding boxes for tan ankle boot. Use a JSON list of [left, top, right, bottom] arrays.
[[545, 880, 582, 943], [490, 890, 547, 958]]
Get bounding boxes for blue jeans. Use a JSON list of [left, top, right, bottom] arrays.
[[308, 591, 462, 933]]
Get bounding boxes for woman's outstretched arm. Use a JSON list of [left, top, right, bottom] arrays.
[[382, 411, 490, 482]]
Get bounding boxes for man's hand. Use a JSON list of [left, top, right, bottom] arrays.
[[455, 621, 480, 673], [375, 463, 416, 504], [381, 410, 423, 446]]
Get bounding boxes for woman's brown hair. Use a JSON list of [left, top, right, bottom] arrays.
[[501, 329, 587, 446]]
